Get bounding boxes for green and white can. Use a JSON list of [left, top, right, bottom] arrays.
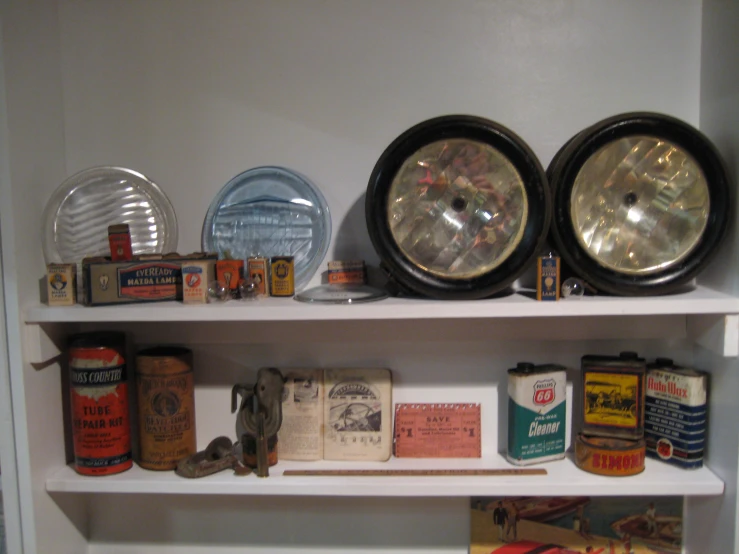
[[507, 362, 566, 465]]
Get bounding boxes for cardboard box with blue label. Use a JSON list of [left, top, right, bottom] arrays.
[[82, 253, 217, 306]]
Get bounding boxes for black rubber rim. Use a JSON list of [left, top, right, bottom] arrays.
[[548, 112, 731, 296], [366, 115, 551, 300]]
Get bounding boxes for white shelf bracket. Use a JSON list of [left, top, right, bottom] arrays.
[[686, 313, 739, 358], [23, 323, 64, 365]]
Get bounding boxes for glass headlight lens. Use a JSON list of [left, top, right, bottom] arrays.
[[549, 113, 729, 296], [571, 136, 709, 275], [387, 139, 528, 279], [366, 115, 550, 300]]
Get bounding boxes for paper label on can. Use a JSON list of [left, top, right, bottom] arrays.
[[508, 374, 564, 416], [507, 371, 566, 461], [138, 372, 196, 468], [646, 368, 707, 407], [583, 372, 639, 429], [508, 401, 565, 461], [70, 355, 132, 475]]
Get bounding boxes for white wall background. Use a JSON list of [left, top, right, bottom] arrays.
[[57, 0, 702, 288]]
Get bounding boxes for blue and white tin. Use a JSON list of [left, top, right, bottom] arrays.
[[645, 360, 707, 469]]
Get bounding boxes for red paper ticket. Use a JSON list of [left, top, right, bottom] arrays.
[[393, 403, 481, 458]]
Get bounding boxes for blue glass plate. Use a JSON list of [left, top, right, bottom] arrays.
[[202, 167, 331, 290]]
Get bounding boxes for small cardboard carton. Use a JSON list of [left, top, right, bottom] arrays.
[[82, 253, 217, 306]]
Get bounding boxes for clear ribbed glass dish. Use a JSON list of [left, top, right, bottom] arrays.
[[42, 166, 178, 264]]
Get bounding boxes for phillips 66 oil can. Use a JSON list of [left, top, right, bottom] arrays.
[[581, 352, 646, 440], [507, 362, 567, 465], [136, 346, 196, 470], [68, 332, 132, 476]]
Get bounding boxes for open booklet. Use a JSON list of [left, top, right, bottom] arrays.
[[278, 368, 392, 462]]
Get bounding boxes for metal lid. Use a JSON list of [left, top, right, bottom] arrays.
[[508, 362, 566, 375], [581, 352, 646, 368], [137, 346, 193, 357], [293, 284, 388, 304]]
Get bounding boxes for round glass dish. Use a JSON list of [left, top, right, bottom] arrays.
[[42, 166, 178, 264], [294, 284, 388, 304], [202, 167, 331, 290]]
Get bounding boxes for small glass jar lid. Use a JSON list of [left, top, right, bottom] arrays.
[[294, 284, 388, 304]]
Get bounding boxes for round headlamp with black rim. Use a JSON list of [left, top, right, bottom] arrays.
[[366, 115, 551, 300], [548, 112, 731, 296]]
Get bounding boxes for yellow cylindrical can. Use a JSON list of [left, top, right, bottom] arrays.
[[136, 346, 196, 470]]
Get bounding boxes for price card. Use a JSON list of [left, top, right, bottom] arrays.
[[393, 403, 481, 458]]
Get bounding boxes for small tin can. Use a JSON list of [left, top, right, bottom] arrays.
[[47, 263, 77, 306], [328, 260, 366, 285], [136, 346, 196, 470], [536, 253, 560, 301], [181, 261, 209, 304], [645, 358, 707, 469], [216, 260, 244, 298], [581, 352, 646, 440], [68, 332, 132, 476], [247, 257, 269, 296], [108, 224, 133, 262], [270, 256, 295, 297], [574, 433, 646, 476], [507, 362, 567, 465]]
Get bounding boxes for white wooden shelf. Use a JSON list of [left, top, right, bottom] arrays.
[[46, 454, 724, 497], [24, 285, 739, 323]]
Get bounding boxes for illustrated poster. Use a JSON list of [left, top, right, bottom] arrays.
[[471, 496, 682, 554]]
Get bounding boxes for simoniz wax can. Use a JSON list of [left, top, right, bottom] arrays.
[[645, 358, 707, 469], [507, 362, 567, 465], [68, 332, 132, 476]]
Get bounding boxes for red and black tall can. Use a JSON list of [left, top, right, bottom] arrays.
[[68, 332, 132, 475]]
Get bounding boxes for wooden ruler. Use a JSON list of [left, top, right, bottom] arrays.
[[282, 468, 547, 477]]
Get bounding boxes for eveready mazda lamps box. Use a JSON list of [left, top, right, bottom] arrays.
[[82, 253, 217, 306]]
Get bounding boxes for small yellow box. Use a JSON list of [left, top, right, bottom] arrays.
[[47, 263, 77, 306], [270, 256, 294, 297]]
